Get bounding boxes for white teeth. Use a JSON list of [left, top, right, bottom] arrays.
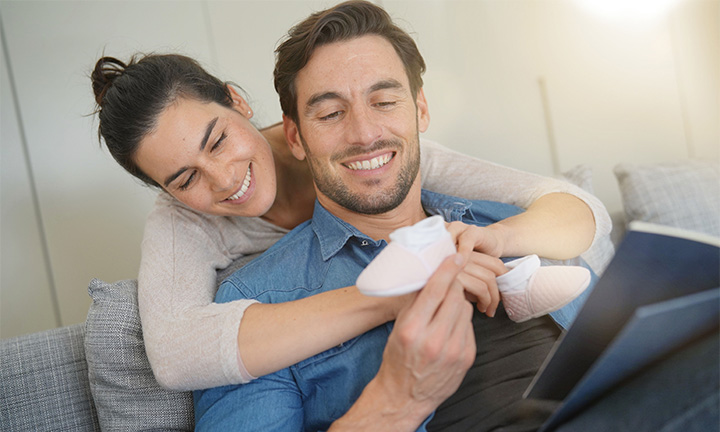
[[226, 165, 252, 201], [347, 153, 393, 171]]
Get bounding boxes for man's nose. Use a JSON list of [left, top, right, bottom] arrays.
[[345, 106, 382, 146]]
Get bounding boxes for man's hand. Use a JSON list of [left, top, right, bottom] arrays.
[[456, 251, 505, 317], [330, 254, 476, 431]]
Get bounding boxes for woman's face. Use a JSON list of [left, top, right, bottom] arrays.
[[134, 97, 276, 217]]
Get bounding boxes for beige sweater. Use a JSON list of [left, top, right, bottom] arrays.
[[138, 139, 611, 391]]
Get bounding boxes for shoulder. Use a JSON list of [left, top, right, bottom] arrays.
[[217, 220, 317, 300]]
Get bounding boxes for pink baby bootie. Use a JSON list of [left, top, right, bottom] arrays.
[[357, 215, 456, 297], [498, 255, 591, 323]]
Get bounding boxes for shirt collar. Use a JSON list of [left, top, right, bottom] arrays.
[[310, 190, 473, 261]]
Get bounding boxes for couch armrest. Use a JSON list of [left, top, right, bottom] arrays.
[[0, 323, 100, 431]]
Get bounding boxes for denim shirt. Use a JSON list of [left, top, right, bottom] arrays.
[[193, 190, 592, 431]]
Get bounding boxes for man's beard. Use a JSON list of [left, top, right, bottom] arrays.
[[300, 136, 421, 215]]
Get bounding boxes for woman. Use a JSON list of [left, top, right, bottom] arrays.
[[91, 53, 609, 391]]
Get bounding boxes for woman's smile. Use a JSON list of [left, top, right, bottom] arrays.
[[223, 163, 255, 204]]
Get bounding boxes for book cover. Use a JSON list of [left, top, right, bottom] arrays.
[[525, 221, 720, 402]]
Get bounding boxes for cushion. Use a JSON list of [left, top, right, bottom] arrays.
[[614, 160, 720, 237], [561, 164, 616, 275], [0, 324, 100, 431], [85, 278, 194, 431]]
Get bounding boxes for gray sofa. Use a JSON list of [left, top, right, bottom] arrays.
[[1, 279, 195, 431], [2, 160, 717, 431]]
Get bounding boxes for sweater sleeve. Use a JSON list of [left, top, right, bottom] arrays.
[[138, 194, 258, 391], [419, 138, 612, 249]]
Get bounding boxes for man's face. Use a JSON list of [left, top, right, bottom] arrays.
[[286, 35, 429, 215]]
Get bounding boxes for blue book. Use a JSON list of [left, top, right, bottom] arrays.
[[523, 222, 720, 428]]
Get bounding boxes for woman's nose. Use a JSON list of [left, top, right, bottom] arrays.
[[208, 160, 236, 192]]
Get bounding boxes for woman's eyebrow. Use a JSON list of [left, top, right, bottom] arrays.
[[199, 117, 219, 151], [163, 116, 219, 187]]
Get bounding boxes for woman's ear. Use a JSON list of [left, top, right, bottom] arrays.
[[227, 84, 253, 119], [283, 114, 306, 161]]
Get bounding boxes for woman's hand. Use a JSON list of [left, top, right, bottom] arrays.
[[446, 221, 508, 317], [446, 221, 507, 259]]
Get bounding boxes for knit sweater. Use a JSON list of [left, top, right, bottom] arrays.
[[138, 139, 611, 390]]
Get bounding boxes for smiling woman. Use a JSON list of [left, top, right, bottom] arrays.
[[133, 95, 277, 217]]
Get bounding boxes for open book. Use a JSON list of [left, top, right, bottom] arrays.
[[524, 221, 720, 430]]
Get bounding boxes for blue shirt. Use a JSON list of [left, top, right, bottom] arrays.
[[193, 190, 590, 431]]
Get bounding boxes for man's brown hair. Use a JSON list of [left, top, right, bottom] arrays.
[[273, 0, 426, 124]]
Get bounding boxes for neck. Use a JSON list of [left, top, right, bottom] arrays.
[[260, 123, 316, 229], [319, 178, 427, 242]]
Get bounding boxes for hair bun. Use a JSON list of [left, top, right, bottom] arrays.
[[91, 56, 130, 106]]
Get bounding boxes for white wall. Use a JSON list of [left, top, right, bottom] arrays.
[[1, 0, 718, 338]]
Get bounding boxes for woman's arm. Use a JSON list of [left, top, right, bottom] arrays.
[[238, 288, 402, 378], [488, 192, 594, 259], [139, 194, 404, 391], [420, 139, 610, 259]]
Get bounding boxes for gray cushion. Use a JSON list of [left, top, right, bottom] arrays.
[[85, 278, 194, 431], [0, 324, 100, 431], [614, 160, 720, 237]]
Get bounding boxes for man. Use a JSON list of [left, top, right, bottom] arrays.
[[193, 2, 593, 431]]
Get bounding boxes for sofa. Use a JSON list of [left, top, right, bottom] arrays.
[[2, 160, 718, 431]]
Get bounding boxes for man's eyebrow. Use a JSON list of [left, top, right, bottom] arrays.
[[369, 79, 404, 93], [163, 116, 219, 187], [305, 92, 342, 114]]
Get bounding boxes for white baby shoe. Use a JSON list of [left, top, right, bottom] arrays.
[[497, 255, 591, 323], [356, 216, 456, 297], [357, 218, 591, 323]]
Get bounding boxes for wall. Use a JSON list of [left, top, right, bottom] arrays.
[[1, 0, 718, 338]]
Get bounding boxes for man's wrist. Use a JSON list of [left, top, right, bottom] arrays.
[[330, 377, 431, 432]]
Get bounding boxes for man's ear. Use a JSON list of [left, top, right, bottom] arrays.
[[415, 88, 430, 133], [227, 84, 253, 119], [283, 114, 307, 161]]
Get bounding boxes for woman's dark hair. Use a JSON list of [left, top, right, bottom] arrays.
[[274, 0, 426, 125], [91, 54, 234, 187]]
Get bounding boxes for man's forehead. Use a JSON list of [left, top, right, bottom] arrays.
[[295, 35, 410, 102]]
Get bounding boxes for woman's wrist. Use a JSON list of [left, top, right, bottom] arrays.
[[482, 223, 510, 257], [359, 289, 413, 322]]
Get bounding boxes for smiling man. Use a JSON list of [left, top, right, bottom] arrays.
[[193, 2, 586, 431]]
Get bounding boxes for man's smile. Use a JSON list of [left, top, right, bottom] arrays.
[[343, 152, 394, 171]]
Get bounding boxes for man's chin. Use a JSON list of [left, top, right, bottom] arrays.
[[335, 191, 408, 215]]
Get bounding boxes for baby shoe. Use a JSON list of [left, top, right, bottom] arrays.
[[498, 255, 591, 323], [357, 216, 456, 297]]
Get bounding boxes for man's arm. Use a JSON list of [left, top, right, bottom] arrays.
[[329, 254, 476, 431]]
